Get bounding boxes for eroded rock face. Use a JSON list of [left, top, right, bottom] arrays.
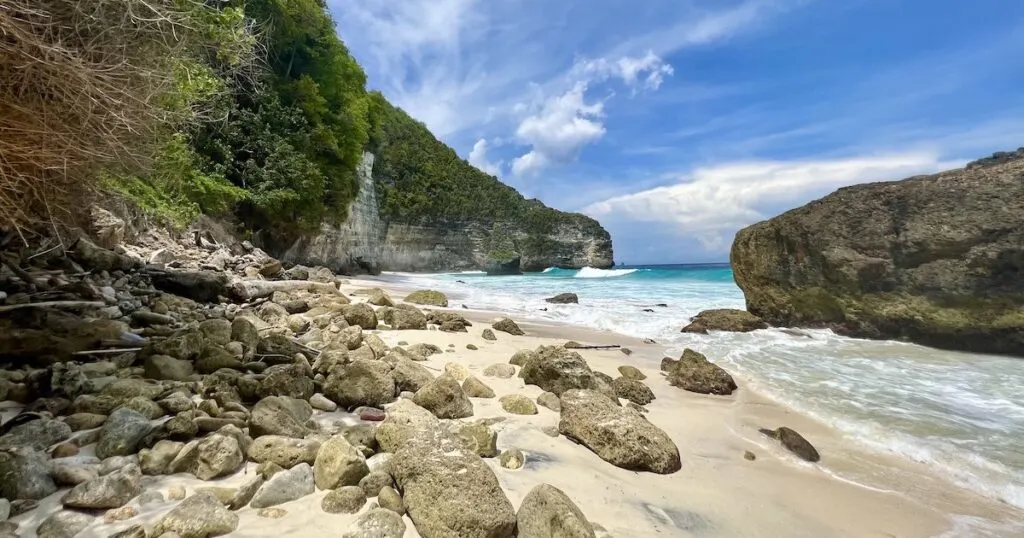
[[662, 349, 737, 396], [558, 389, 681, 474], [681, 309, 768, 334], [731, 151, 1024, 356], [520, 346, 604, 396], [517, 484, 596, 538], [152, 492, 238, 538]]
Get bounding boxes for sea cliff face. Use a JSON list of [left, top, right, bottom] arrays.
[[731, 149, 1024, 356], [280, 153, 613, 273]]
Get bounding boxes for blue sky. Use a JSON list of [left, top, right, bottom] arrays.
[[329, 0, 1024, 264]]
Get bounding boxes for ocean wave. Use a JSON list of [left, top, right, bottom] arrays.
[[574, 267, 640, 278], [542, 267, 557, 273], [457, 270, 486, 275]]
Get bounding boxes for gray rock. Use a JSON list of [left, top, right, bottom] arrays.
[[343, 303, 378, 330], [36, 510, 94, 538], [342, 508, 406, 538], [61, 465, 142, 509], [559, 389, 680, 474], [50, 460, 99, 487], [545, 293, 579, 304], [99, 455, 139, 476], [520, 346, 605, 396], [249, 396, 313, 438], [342, 424, 379, 456], [247, 436, 321, 469], [390, 308, 427, 330], [617, 365, 646, 381], [0, 447, 57, 500], [323, 359, 396, 410], [152, 492, 239, 538], [62, 413, 107, 431], [309, 393, 337, 412], [404, 290, 448, 307], [382, 400, 515, 538], [516, 483, 596, 538], [499, 394, 537, 415], [199, 319, 233, 346], [461, 376, 495, 398], [96, 408, 152, 460], [321, 486, 366, 514], [231, 318, 260, 356], [391, 359, 435, 393], [509, 349, 539, 367], [612, 377, 655, 406], [109, 524, 147, 538], [116, 396, 165, 420], [481, 328, 497, 341], [257, 364, 314, 400], [168, 434, 244, 480], [483, 363, 516, 379], [492, 318, 525, 336], [759, 427, 821, 462], [229, 475, 264, 510], [413, 375, 473, 419], [144, 354, 194, 381], [0, 418, 72, 452], [536, 391, 561, 412], [499, 449, 524, 470], [451, 421, 499, 459], [140, 440, 185, 475], [662, 349, 737, 395], [0, 498, 9, 521], [249, 462, 314, 509], [314, 435, 369, 490], [358, 470, 394, 497], [333, 325, 365, 351], [377, 486, 404, 515]]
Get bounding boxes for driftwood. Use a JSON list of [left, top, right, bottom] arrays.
[[229, 279, 341, 302], [564, 343, 621, 350], [71, 347, 142, 356], [0, 300, 104, 313]]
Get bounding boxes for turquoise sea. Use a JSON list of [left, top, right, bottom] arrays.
[[384, 264, 1024, 525]]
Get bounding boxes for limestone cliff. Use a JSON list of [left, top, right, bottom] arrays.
[[731, 149, 1024, 357], [278, 152, 613, 274]]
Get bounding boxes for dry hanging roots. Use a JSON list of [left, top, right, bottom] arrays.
[[0, 0, 212, 238]]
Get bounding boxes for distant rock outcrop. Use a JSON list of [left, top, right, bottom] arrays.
[[731, 149, 1024, 356]]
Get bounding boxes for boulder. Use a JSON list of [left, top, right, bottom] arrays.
[[536, 391, 561, 412], [612, 377, 655, 405], [367, 289, 395, 307], [321, 486, 367, 514], [509, 349, 538, 367], [520, 346, 603, 396], [681, 309, 768, 334], [730, 151, 1024, 356], [407, 343, 443, 359], [61, 465, 142, 509], [617, 365, 646, 381], [140, 440, 184, 475], [516, 483, 596, 538], [343, 303, 378, 330], [499, 448, 524, 470], [249, 462, 314, 508], [0, 447, 57, 500], [391, 359, 435, 393], [248, 436, 320, 469], [342, 508, 406, 538], [230, 475, 264, 510], [462, 376, 496, 398], [558, 389, 681, 474], [199, 319, 233, 346], [0, 418, 72, 451], [499, 394, 538, 415], [313, 435, 369, 490], [96, 408, 152, 460], [759, 427, 821, 462], [359, 470, 394, 497], [413, 375, 473, 419], [323, 359, 397, 410], [492, 317, 525, 336], [390, 308, 428, 330], [152, 492, 239, 538], [144, 354, 194, 381], [451, 421, 499, 458], [545, 293, 579, 304], [36, 510, 95, 538], [249, 396, 313, 438], [382, 401, 516, 538], [51, 460, 99, 487], [377, 486, 405, 515], [484, 363, 516, 379], [257, 364, 314, 400], [149, 269, 228, 303], [486, 254, 522, 276], [404, 290, 448, 307], [663, 349, 737, 395], [192, 434, 245, 480]]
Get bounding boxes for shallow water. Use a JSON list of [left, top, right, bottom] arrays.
[[382, 264, 1024, 517]]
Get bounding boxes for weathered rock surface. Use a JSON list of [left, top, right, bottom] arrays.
[[520, 346, 606, 396], [499, 394, 538, 415], [405, 290, 448, 307], [36, 510, 95, 538], [248, 436, 320, 469], [413, 375, 473, 419], [0, 447, 57, 500], [95, 408, 152, 460], [681, 309, 768, 334], [250, 463, 314, 508], [324, 359, 397, 410], [152, 492, 239, 538], [612, 377, 655, 406], [249, 396, 312, 438], [760, 427, 821, 462], [559, 389, 681, 474], [545, 293, 579, 304], [731, 151, 1024, 356], [0, 418, 71, 452], [492, 317, 525, 336], [313, 435, 369, 490], [516, 483, 596, 538], [662, 349, 737, 396], [342, 507, 406, 538], [61, 465, 142, 509], [380, 401, 516, 538], [321, 486, 366, 514]]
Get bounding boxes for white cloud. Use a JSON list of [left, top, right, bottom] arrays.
[[511, 52, 672, 176], [584, 152, 962, 252], [468, 139, 502, 176]]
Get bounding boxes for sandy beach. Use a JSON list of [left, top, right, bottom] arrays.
[[5, 277, 1021, 538]]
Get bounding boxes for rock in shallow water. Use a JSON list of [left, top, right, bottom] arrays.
[[681, 309, 768, 334], [759, 427, 820, 462], [558, 389, 681, 474]]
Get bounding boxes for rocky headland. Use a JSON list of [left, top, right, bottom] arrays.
[[731, 149, 1024, 356]]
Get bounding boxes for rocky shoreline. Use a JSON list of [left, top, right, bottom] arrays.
[[1, 222, 1014, 537]]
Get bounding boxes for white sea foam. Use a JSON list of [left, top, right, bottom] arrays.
[[457, 270, 486, 275], [542, 267, 557, 273], [574, 267, 640, 278]]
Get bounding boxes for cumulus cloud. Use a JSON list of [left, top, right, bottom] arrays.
[[468, 139, 503, 176], [511, 52, 671, 176], [584, 152, 962, 252]]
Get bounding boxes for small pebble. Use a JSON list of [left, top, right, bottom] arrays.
[[258, 507, 288, 519], [744, 450, 756, 461], [466, 344, 478, 350]]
